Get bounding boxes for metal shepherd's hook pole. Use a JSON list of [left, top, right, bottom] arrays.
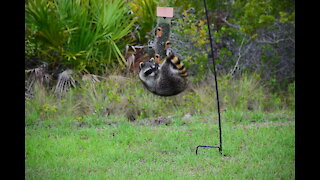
[[196, 0, 223, 155]]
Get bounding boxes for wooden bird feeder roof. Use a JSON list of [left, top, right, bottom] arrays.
[[156, 7, 174, 17]]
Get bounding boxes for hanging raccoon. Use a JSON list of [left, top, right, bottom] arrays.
[[138, 54, 188, 96]]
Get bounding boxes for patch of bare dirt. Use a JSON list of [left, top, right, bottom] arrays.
[[149, 116, 170, 126]]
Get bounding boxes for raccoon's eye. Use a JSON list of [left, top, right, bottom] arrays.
[[139, 62, 145, 69]]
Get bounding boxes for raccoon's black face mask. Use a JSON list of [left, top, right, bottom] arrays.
[[139, 62, 159, 76], [144, 67, 158, 76]]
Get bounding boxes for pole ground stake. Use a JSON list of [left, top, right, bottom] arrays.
[[196, 0, 223, 156]]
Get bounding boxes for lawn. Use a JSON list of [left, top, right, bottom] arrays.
[[25, 111, 295, 179]]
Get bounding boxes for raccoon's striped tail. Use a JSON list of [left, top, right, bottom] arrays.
[[167, 55, 188, 77]]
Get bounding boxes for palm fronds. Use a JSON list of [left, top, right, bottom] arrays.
[[129, 0, 158, 43], [25, 62, 51, 100], [26, 0, 136, 73], [54, 69, 76, 95]]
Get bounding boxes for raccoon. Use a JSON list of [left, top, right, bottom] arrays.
[[139, 54, 188, 96]]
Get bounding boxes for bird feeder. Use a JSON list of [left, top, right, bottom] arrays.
[[155, 7, 173, 60], [156, 7, 173, 23]]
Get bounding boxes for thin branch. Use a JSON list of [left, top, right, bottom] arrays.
[[229, 37, 245, 76], [221, 17, 240, 29], [255, 38, 289, 44]]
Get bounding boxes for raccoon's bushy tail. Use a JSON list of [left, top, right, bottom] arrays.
[[167, 55, 188, 77]]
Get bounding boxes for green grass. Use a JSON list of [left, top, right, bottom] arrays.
[[26, 112, 294, 179], [25, 74, 295, 179]]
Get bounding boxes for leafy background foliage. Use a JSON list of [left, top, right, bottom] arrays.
[[26, 0, 295, 92], [129, 0, 158, 43], [26, 0, 136, 74]]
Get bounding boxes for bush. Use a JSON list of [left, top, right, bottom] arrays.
[[25, 0, 136, 73]]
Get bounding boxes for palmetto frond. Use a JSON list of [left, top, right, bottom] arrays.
[[54, 69, 76, 95], [25, 62, 51, 100]]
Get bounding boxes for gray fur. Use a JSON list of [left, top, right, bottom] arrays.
[[138, 56, 188, 96]]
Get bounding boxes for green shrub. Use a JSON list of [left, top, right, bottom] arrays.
[[25, 0, 136, 73], [129, 0, 158, 43]]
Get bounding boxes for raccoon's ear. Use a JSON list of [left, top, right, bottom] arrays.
[[155, 54, 161, 64], [139, 62, 145, 69], [149, 58, 155, 63]]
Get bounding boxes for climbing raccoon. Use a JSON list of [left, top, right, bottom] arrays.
[[139, 54, 188, 96]]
